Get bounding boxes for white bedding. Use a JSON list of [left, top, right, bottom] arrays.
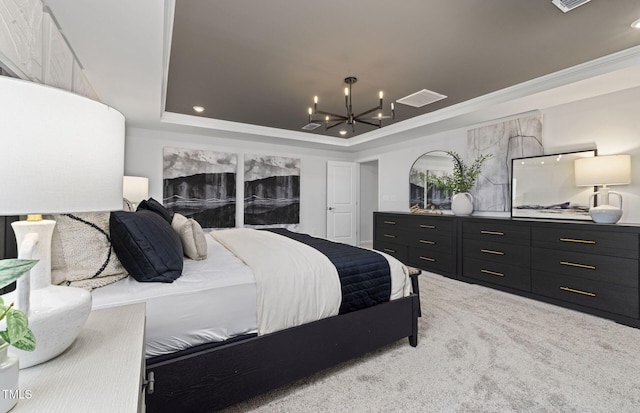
[[211, 228, 410, 335], [91, 236, 257, 358], [92, 230, 411, 358], [211, 228, 342, 335]]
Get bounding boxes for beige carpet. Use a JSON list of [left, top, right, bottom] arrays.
[[225, 272, 640, 412]]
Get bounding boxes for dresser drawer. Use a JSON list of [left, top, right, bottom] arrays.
[[408, 231, 454, 253], [532, 270, 639, 318], [463, 221, 530, 245], [409, 247, 454, 274], [406, 216, 454, 233], [375, 215, 407, 230], [532, 227, 639, 259], [374, 241, 408, 263], [532, 248, 638, 288], [463, 256, 531, 291], [463, 238, 530, 267], [375, 226, 408, 244]]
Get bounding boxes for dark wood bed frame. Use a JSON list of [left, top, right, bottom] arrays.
[[145, 293, 419, 412], [2, 217, 419, 412]]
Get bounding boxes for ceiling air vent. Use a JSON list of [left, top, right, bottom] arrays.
[[302, 122, 321, 131], [552, 0, 591, 13], [396, 89, 447, 108]]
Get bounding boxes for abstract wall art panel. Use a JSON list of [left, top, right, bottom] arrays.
[[163, 147, 236, 229], [244, 154, 300, 228], [467, 113, 543, 212]]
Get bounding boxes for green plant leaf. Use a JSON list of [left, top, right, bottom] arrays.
[[0, 331, 8, 344], [9, 329, 35, 352], [0, 259, 39, 290], [6, 309, 29, 343]]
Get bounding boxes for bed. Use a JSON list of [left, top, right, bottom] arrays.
[[2, 214, 420, 412]]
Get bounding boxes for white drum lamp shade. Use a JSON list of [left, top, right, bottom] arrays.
[[574, 155, 631, 224], [0, 76, 125, 367], [123, 176, 149, 210]]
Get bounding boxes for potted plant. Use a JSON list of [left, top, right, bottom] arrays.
[[0, 259, 37, 413], [431, 151, 491, 215]]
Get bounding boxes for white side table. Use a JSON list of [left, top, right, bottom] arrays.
[[11, 303, 146, 413]]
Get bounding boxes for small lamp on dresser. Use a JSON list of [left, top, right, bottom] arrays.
[[0, 76, 125, 368], [574, 154, 632, 224], [123, 176, 149, 211]]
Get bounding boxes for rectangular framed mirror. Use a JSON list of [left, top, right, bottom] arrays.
[[511, 149, 596, 220]]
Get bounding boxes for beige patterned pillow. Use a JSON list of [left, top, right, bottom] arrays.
[[47, 212, 128, 290], [171, 213, 208, 260]]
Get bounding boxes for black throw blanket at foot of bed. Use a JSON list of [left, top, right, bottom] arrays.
[[263, 228, 391, 314]]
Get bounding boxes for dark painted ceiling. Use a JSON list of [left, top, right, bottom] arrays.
[[165, 0, 640, 138]]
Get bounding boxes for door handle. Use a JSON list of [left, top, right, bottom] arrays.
[[328, 207, 335, 211]]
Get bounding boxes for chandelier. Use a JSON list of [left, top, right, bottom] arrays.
[[307, 76, 395, 134]]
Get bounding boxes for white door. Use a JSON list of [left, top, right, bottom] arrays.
[[327, 161, 358, 245]]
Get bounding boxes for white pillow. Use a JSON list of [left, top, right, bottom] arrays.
[[171, 213, 208, 260], [47, 212, 128, 290]]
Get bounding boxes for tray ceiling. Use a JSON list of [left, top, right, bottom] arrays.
[[164, 0, 640, 139]]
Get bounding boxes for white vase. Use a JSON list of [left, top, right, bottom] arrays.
[[0, 343, 19, 413], [451, 192, 474, 216]]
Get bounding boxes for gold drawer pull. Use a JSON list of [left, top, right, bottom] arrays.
[[481, 230, 504, 236], [560, 261, 596, 270], [419, 240, 435, 245], [560, 286, 596, 297], [481, 249, 504, 256], [419, 256, 435, 262], [559, 238, 596, 244], [383, 221, 397, 225], [384, 234, 396, 238], [383, 248, 396, 253], [420, 224, 435, 229], [481, 269, 505, 277]]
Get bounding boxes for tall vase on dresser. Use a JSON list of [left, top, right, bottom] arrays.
[[451, 192, 474, 216], [430, 151, 491, 216]]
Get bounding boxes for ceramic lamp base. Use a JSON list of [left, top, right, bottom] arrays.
[[8, 220, 92, 369], [589, 205, 623, 224], [5, 285, 91, 369]]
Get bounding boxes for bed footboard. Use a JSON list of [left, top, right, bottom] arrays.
[[146, 293, 419, 412]]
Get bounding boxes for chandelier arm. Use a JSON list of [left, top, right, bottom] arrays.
[[354, 104, 384, 120], [314, 109, 348, 120], [353, 119, 381, 128], [325, 121, 346, 131]]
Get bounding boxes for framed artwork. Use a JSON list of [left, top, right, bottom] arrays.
[[511, 149, 596, 220], [467, 113, 544, 212], [163, 147, 237, 229], [244, 154, 300, 228]]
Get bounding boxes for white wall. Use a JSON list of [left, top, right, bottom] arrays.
[[356, 85, 640, 224], [125, 85, 640, 234], [359, 160, 378, 245], [124, 127, 351, 237]]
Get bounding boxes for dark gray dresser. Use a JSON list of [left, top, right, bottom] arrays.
[[374, 212, 640, 327]]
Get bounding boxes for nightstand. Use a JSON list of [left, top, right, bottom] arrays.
[[12, 303, 146, 413]]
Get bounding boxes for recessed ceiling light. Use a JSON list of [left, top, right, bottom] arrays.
[[193, 105, 205, 113], [339, 130, 347, 136], [632, 18, 640, 29]]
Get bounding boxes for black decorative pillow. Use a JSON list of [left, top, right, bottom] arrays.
[[137, 198, 174, 224], [109, 210, 184, 283]]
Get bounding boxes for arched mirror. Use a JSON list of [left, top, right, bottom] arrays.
[[409, 151, 455, 210]]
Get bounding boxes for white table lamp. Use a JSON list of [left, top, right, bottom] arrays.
[[0, 76, 125, 368], [574, 154, 631, 224], [123, 176, 149, 210]]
